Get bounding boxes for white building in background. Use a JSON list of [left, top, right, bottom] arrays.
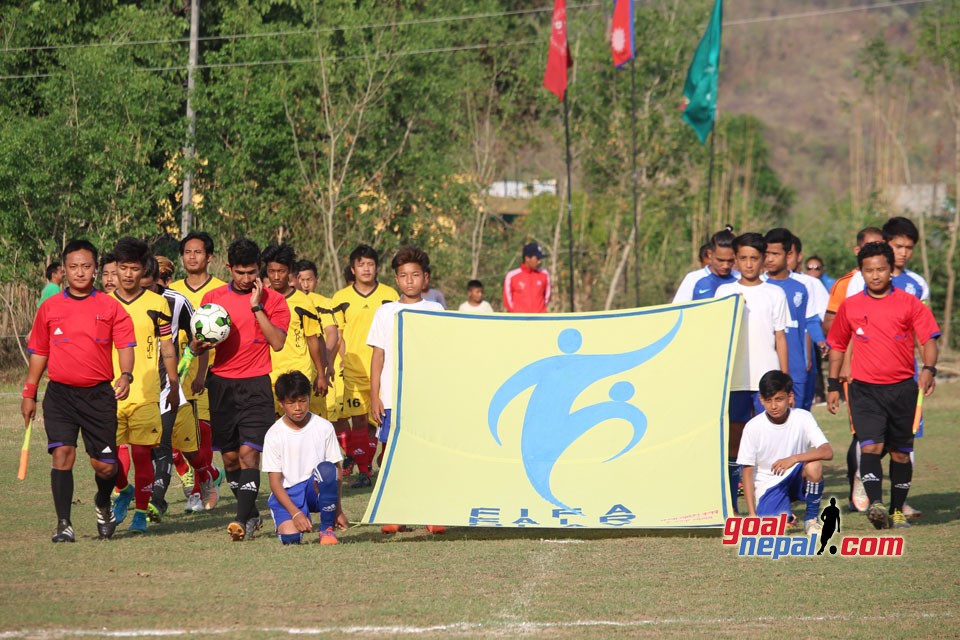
[[884, 183, 949, 217], [487, 180, 557, 199]]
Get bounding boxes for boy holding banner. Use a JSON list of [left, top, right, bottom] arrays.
[[367, 247, 445, 534], [715, 232, 789, 514]]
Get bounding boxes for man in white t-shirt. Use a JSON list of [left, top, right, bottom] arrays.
[[715, 232, 789, 514], [738, 370, 833, 535], [458, 279, 494, 313], [263, 371, 346, 545], [367, 247, 445, 534]]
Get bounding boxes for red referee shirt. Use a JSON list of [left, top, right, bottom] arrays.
[[827, 286, 940, 385], [202, 283, 290, 379], [27, 289, 136, 387]]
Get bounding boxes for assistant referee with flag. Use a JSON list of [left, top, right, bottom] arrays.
[[21, 239, 136, 542]]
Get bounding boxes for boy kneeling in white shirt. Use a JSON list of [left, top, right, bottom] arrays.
[[264, 371, 347, 545], [737, 370, 833, 534]]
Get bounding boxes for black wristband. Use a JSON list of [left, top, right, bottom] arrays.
[[827, 377, 842, 393], [922, 365, 937, 377], [251, 303, 265, 314]]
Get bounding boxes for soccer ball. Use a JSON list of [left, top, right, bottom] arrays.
[[192, 303, 231, 344]]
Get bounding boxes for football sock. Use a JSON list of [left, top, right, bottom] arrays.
[[226, 468, 241, 498], [804, 480, 824, 521], [846, 436, 858, 499], [152, 412, 174, 507], [279, 532, 302, 545], [348, 428, 373, 476], [192, 420, 213, 492], [367, 438, 379, 471], [235, 468, 260, 523], [51, 468, 73, 522], [728, 458, 741, 515], [131, 445, 154, 511], [315, 461, 339, 531], [859, 452, 883, 504], [336, 430, 348, 453], [889, 459, 912, 512], [94, 469, 118, 509], [172, 449, 190, 476], [115, 445, 131, 491]]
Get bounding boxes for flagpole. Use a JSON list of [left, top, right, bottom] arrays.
[[563, 91, 575, 312], [705, 128, 715, 242], [630, 58, 640, 308]]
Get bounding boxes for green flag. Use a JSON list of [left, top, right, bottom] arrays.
[[681, 0, 723, 144]]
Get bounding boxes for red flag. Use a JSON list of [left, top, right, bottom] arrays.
[[543, 0, 573, 101], [610, 0, 635, 68]]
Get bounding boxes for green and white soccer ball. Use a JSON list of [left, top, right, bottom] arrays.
[[192, 303, 231, 344]]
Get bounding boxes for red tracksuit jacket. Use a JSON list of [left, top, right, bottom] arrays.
[[503, 264, 551, 313]]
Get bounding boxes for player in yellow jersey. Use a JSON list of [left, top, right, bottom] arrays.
[[330, 245, 398, 488], [141, 257, 218, 522], [108, 238, 178, 534], [168, 231, 226, 512], [262, 244, 330, 409], [294, 259, 340, 421]]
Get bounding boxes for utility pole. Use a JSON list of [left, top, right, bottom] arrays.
[[180, 0, 200, 238]]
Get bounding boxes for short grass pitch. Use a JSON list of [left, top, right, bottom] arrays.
[[0, 382, 958, 639]]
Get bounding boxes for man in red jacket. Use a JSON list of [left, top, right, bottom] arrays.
[[503, 243, 551, 313]]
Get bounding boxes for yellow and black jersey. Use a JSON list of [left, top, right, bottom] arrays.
[[169, 275, 226, 399], [330, 282, 398, 384], [111, 289, 172, 405], [271, 289, 321, 380]]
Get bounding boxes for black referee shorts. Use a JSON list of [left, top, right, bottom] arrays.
[[206, 373, 274, 453], [848, 378, 918, 453], [42, 380, 119, 462]]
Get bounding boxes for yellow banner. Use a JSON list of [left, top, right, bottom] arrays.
[[362, 296, 741, 528]]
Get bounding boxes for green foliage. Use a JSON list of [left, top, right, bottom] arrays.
[[0, 0, 796, 315]]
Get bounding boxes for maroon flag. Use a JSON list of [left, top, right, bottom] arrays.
[[543, 0, 573, 100]]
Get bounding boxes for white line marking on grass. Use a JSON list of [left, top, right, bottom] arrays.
[[3, 613, 957, 638]]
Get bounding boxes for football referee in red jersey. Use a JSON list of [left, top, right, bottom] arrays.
[[194, 238, 290, 541], [826, 242, 940, 531], [21, 240, 136, 542]]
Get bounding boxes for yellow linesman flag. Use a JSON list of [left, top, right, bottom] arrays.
[[363, 295, 742, 528]]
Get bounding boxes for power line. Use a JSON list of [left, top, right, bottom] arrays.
[[0, 4, 585, 56], [0, 0, 929, 57], [724, 0, 930, 26], [0, 39, 542, 80], [0, 0, 933, 81]]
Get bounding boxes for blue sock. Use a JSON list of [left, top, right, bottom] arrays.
[[728, 459, 741, 515], [804, 480, 824, 521], [279, 532, 302, 545], [313, 461, 339, 531]]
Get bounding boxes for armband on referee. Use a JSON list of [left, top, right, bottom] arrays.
[[826, 377, 842, 393], [22, 381, 38, 400]]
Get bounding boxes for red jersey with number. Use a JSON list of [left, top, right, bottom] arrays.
[[202, 283, 290, 379], [827, 286, 940, 385], [28, 289, 136, 387]]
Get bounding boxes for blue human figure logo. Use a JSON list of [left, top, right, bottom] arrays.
[[487, 313, 683, 509]]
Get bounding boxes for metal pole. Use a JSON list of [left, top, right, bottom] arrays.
[[704, 127, 715, 243], [180, 0, 200, 238], [631, 58, 640, 307], [563, 93, 575, 312]]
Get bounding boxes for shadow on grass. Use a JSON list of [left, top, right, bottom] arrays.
[[340, 524, 720, 545]]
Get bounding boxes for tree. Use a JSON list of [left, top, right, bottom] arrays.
[[919, 1, 960, 349]]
